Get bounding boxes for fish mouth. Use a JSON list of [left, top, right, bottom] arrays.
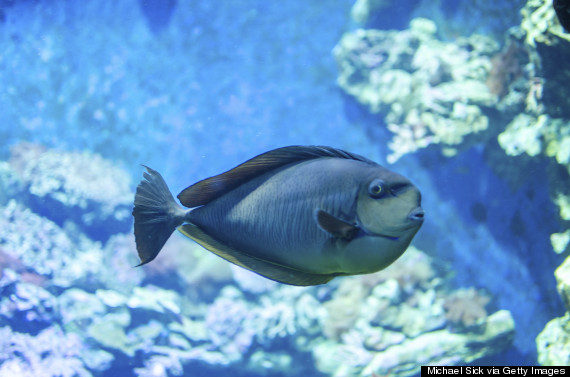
[[407, 207, 425, 222], [357, 206, 424, 240]]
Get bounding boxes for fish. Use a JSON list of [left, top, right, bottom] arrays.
[[132, 145, 424, 286], [554, 0, 570, 32]]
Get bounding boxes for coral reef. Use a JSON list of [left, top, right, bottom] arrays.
[[2, 0, 559, 372], [486, 42, 525, 99], [497, 113, 570, 258], [0, 199, 101, 288], [443, 288, 490, 329], [334, 2, 570, 261], [362, 310, 515, 375], [0, 326, 92, 377], [536, 313, 570, 366], [0, 145, 515, 375], [9, 143, 132, 240], [0, 197, 143, 291], [314, 247, 514, 377], [334, 18, 500, 162], [1, 0, 565, 372], [322, 278, 366, 339], [536, 255, 570, 365], [521, 0, 570, 47], [555, 255, 570, 314], [497, 1, 570, 255]]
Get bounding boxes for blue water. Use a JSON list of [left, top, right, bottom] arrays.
[[0, 0, 568, 376]]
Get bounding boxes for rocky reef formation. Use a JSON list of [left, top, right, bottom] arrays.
[[313, 248, 514, 377], [334, 0, 570, 362], [503, 0, 570, 256], [7, 143, 132, 240], [536, 255, 570, 365], [334, 18, 501, 163], [334, 1, 570, 255], [0, 146, 515, 376]]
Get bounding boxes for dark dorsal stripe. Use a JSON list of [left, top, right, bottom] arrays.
[[177, 145, 375, 208]]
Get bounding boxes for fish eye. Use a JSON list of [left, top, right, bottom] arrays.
[[368, 179, 385, 198]]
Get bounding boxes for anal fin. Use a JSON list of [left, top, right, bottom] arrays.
[[177, 224, 335, 286]]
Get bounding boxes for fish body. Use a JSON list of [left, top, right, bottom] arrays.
[[133, 146, 424, 286]]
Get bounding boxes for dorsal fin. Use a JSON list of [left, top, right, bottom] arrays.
[[177, 145, 374, 208]]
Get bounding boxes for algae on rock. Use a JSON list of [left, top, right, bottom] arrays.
[[334, 18, 499, 162]]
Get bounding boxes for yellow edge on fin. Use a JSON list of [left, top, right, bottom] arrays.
[[177, 224, 335, 286]]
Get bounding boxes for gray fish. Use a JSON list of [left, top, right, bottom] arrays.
[[132, 146, 424, 286]]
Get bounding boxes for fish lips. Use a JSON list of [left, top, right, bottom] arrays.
[[407, 206, 425, 222], [400, 206, 425, 233]]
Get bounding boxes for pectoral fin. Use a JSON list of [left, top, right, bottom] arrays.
[[315, 209, 359, 240], [178, 224, 335, 286]]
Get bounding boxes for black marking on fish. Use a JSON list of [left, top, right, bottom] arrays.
[[177, 145, 374, 208], [314, 209, 359, 240]]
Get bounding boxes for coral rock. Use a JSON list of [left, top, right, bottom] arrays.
[[9, 144, 132, 241], [333, 18, 499, 162], [443, 288, 491, 329]]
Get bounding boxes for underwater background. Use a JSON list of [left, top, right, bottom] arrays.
[[1, 0, 569, 375]]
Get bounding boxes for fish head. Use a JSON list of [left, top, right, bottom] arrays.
[[356, 168, 424, 240]]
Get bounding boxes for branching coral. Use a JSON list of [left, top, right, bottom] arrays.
[[362, 310, 514, 376]]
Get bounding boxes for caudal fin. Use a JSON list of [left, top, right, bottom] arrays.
[[132, 166, 186, 266]]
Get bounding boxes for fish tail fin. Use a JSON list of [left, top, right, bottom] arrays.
[[132, 166, 186, 266]]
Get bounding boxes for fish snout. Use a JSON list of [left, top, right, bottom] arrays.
[[407, 207, 425, 222]]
